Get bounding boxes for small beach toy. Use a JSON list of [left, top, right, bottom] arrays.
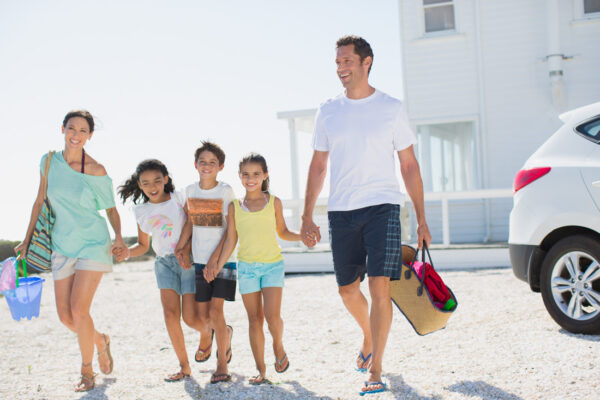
[[1, 256, 45, 321], [0, 257, 17, 292]]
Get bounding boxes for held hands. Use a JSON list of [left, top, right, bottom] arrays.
[[300, 217, 320, 248], [111, 236, 128, 262], [417, 223, 432, 249], [203, 260, 220, 283], [175, 246, 192, 270]]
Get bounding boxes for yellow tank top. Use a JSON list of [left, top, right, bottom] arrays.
[[233, 195, 283, 263]]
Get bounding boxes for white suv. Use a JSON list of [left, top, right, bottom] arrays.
[[509, 101, 600, 334]]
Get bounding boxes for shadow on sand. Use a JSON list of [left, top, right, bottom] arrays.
[[446, 380, 523, 400], [182, 373, 334, 399], [79, 377, 116, 400]]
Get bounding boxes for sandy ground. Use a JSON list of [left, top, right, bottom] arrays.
[[0, 260, 599, 400]]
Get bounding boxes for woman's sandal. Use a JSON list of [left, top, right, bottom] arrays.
[[97, 333, 114, 375], [74, 363, 96, 392], [164, 370, 191, 382], [274, 353, 290, 373], [195, 329, 214, 363], [249, 374, 271, 386]]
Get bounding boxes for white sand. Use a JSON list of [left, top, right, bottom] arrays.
[[1, 261, 598, 399]]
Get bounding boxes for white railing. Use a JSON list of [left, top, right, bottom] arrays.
[[281, 188, 513, 247]]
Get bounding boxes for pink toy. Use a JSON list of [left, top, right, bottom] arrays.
[[0, 257, 17, 293]]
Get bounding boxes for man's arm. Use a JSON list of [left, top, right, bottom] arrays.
[[300, 150, 328, 247], [398, 145, 432, 248]]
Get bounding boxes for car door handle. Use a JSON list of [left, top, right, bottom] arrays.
[[593, 180, 600, 188]]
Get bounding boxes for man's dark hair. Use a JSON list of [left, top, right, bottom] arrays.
[[195, 141, 226, 165], [336, 35, 374, 74]]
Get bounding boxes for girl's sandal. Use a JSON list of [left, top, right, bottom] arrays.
[[164, 370, 191, 382], [74, 363, 96, 393], [249, 374, 271, 386], [195, 330, 214, 363], [97, 333, 114, 375]]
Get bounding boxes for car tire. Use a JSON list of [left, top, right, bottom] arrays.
[[540, 235, 600, 334]]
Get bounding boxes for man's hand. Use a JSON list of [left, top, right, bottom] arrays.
[[417, 223, 432, 249]]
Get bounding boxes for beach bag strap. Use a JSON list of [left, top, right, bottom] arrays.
[[41, 151, 54, 199], [406, 242, 436, 297]]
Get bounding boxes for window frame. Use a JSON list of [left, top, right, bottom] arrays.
[[574, 0, 600, 20], [413, 116, 481, 193], [421, 0, 457, 35]]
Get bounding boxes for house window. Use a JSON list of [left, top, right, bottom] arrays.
[[416, 121, 475, 192], [423, 0, 456, 33], [584, 0, 600, 14]]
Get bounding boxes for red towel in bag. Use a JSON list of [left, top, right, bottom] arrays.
[[411, 261, 451, 307]]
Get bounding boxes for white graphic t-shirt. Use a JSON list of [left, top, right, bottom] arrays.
[[183, 181, 235, 264], [133, 191, 186, 257]]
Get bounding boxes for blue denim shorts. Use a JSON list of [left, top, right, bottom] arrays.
[[237, 259, 285, 295], [328, 203, 402, 286], [154, 254, 196, 295]]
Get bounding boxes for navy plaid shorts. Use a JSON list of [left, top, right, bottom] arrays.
[[328, 203, 402, 286]]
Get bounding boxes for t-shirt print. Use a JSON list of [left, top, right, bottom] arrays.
[[188, 198, 223, 227]]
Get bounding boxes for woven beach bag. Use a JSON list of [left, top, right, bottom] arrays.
[[26, 151, 55, 272], [390, 243, 458, 336]]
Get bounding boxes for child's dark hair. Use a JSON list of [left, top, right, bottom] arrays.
[[195, 141, 225, 165], [239, 153, 270, 193], [118, 159, 175, 204]]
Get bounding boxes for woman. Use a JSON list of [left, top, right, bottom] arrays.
[[15, 110, 127, 392]]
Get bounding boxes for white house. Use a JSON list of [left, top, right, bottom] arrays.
[[278, 0, 600, 245]]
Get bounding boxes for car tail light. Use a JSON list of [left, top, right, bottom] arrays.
[[513, 167, 551, 193]]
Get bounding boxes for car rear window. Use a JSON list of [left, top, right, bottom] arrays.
[[575, 116, 600, 144]]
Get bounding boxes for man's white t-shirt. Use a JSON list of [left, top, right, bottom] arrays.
[[312, 89, 417, 211], [183, 181, 235, 264], [133, 191, 186, 257]]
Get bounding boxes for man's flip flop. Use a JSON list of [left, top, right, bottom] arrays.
[[210, 373, 232, 384], [195, 330, 214, 363], [359, 381, 386, 396], [274, 353, 289, 373], [355, 351, 372, 373]]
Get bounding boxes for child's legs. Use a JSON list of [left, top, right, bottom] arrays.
[[160, 289, 190, 372], [182, 293, 209, 332], [262, 287, 285, 359], [209, 297, 229, 371], [241, 291, 266, 375]]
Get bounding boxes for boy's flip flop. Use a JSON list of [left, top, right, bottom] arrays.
[[210, 373, 232, 384], [355, 351, 372, 373], [164, 370, 190, 382], [249, 375, 271, 385], [359, 381, 387, 396]]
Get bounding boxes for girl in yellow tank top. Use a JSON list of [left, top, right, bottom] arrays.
[[215, 153, 301, 385]]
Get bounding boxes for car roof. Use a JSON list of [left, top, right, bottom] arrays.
[[559, 101, 600, 125]]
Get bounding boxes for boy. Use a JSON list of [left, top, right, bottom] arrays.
[[175, 141, 236, 384]]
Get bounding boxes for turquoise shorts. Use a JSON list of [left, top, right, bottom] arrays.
[[237, 260, 285, 295], [154, 254, 196, 295]]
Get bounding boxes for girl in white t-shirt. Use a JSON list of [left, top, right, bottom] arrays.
[[117, 159, 210, 382]]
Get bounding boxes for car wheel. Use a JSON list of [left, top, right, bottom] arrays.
[[540, 235, 600, 334]]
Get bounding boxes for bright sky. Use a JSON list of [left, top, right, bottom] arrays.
[[0, 1, 405, 240]]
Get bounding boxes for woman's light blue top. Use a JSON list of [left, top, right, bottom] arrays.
[[41, 152, 115, 265]]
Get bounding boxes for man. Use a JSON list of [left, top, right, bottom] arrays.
[[300, 35, 432, 395]]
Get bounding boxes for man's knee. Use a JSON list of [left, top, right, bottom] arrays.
[[368, 276, 391, 302], [338, 278, 361, 299]]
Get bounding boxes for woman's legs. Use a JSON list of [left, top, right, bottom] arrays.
[[160, 289, 190, 375], [55, 273, 113, 376], [241, 291, 266, 377], [69, 270, 104, 378], [209, 297, 230, 376], [262, 287, 287, 370]]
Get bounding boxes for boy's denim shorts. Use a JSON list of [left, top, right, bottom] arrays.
[[328, 203, 402, 286], [154, 254, 196, 295], [237, 259, 285, 295]]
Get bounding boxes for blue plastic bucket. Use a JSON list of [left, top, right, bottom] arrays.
[[4, 277, 45, 321]]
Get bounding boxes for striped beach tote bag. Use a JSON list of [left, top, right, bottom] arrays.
[[26, 151, 55, 272]]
